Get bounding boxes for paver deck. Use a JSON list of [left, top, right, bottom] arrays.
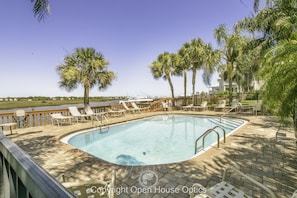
[[3, 111, 297, 197]]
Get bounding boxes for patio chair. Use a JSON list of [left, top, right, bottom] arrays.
[[50, 113, 73, 126], [120, 101, 141, 113], [189, 165, 276, 198], [181, 104, 193, 111], [193, 101, 208, 111], [14, 109, 27, 128], [214, 100, 226, 112], [225, 99, 240, 112], [107, 108, 126, 117], [84, 105, 108, 122], [161, 101, 169, 111], [68, 106, 92, 123], [131, 102, 150, 112]]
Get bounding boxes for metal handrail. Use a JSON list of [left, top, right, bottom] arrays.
[[220, 105, 238, 122], [223, 165, 276, 198], [194, 125, 226, 154], [96, 114, 110, 133], [211, 126, 226, 143]]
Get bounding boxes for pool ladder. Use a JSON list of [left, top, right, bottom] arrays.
[[96, 114, 110, 133], [98, 124, 110, 134], [194, 126, 226, 154]]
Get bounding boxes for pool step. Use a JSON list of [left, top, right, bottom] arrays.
[[213, 118, 242, 129], [208, 118, 243, 130]]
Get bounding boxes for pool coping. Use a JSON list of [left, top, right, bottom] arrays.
[[60, 114, 249, 167]]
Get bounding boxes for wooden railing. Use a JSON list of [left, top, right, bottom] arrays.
[[0, 106, 109, 129], [0, 98, 182, 130], [0, 134, 75, 197], [150, 98, 174, 111]]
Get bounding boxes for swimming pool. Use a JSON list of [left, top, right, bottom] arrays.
[[61, 115, 246, 166]]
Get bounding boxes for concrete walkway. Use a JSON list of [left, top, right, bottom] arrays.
[[4, 111, 297, 197]]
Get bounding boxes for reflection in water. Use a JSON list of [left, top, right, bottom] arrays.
[[116, 154, 144, 165]]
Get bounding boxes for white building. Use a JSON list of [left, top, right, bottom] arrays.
[[210, 78, 242, 94], [209, 78, 263, 94], [252, 80, 264, 91]]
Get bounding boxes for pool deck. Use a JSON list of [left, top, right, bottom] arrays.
[[3, 110, 297, 197]]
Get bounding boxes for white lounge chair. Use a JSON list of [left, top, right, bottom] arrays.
[[225, 99, 240, 112], [181, 104, 193, 111], [214, 100, 226, 112], [131, 102, 150, 112], [84, 105, 108, 122], [107, 108, 126, 117], [193, 101, 208, 111], [68, 106, 91, 122], [189, 165, 276, 198], [120, 101, 141, 113], [50, 113, 73, 126], [161, 101, 169, 111]]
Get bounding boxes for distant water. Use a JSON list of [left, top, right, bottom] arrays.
[[0, 100, 121, 114]]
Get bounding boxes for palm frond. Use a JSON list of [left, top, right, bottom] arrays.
[[30, 0, 50, 21]]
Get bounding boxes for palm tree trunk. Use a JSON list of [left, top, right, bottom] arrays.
[[227, 62, 233, 105], [183, 69, 187, 105], [228, 78, 232, 105], [168, 76, 175, 106], [236, 77, 240, 100], [84, 85, 90, 107], [192, 68, 197, 105]]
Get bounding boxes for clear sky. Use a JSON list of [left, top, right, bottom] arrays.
[[0, 0, 254, 98]]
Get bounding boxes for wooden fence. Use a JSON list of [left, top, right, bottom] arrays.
[[0, 106, 109, 129], [0, 99, 165, 130], [0, 98, 197, 131]]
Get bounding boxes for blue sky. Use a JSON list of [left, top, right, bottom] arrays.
[[0, 0, 254, 98]]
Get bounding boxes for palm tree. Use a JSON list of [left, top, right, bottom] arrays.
[[237, 0, 297, 54], [236, 44, 260, 93], [214, 24, 246, 104], [202, 43, 221, 87], [188, 39, 205, 105], [30, 0, 50, 21], [260, 40, 297, 126], [237, 0, 297, 127], [178, 43, 192, 105], [57, 48, 116, 106], [149, 52, 181, 105], [191, 39, 220, 105]]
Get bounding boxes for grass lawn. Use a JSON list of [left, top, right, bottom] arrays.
[[0, 97, 118, 110]]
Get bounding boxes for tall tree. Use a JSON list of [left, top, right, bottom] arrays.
[[237, 0, 297, 53], [180, 39, 220, 105], [189, 39, 205, 105], [149, 52, 181, 105], [57, 48, 116, 106], [238, 0, 297, 127], [260, 40, 297, 126], [237, 0, 297, 127], [214, 24, 246, 104], [178, 43, 192, 105]]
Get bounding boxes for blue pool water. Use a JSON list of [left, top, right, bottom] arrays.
[[61, 115, 246, 166]]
